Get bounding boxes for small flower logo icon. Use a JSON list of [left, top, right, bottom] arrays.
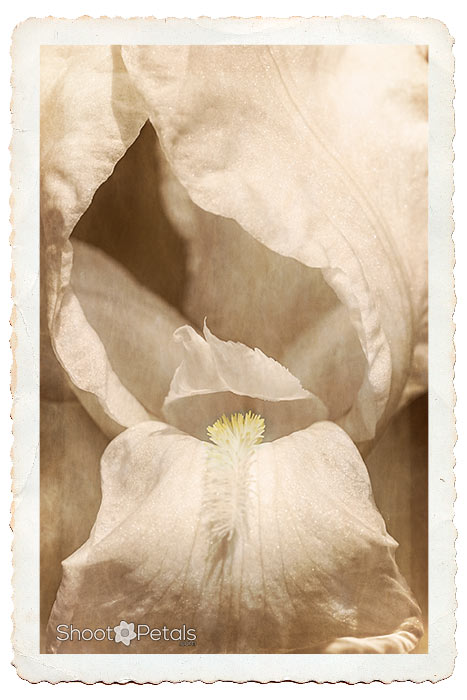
[[113, 620, 137, 646]]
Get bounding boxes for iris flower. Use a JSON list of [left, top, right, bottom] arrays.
[[40, 45, 428, 653]]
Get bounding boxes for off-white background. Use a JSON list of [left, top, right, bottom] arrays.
[[1, 0, 465, 695]]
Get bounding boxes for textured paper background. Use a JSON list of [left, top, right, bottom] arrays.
[[11, 16, 455, 683]]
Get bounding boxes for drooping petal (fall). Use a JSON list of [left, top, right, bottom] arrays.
[[47, 419, 422, 654], [163, 322, 328, 440], [122, 45, 428, 441]]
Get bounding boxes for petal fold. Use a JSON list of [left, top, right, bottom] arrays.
[[163, 322, 328, 440]]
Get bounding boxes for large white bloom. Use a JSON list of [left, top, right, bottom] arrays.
[[40, 45, 428, 653]]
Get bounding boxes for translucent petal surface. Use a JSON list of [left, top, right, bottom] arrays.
[[163, 322, 328, 440], [71, 240, 187, 424]]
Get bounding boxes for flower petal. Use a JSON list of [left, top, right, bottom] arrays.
[[365, 393, 428, 651], [41, 46, 150, 433], [40, 397, 108, 650], [163, 322, 328, 440], [157, 161, 367, 421], [122, 45, 428, 441], [71, 239, 187, 422], [47, 420, 421, 653]]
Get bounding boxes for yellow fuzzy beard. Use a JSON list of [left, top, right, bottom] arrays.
[[204, 411, 265, 548]]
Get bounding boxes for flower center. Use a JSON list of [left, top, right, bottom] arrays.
[[204, 411, 265, 549]]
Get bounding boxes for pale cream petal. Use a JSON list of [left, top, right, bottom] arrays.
[[122, 45, 428, 441], [255, 422, 422, 652], [40, 398, 108, 651], [320, 618, 424, 654], [46, 421, 205, 653], [40, 285, 74, 403], [71, 121, 189, 313], [41, 46, 150, 433], [274, 45, 429, 417], [163, 322, 328, 440], [71, 239, 187, 421], [398, 305, 428, 410], [366, 393, 428, 652], [47, 420, 421, 653], [157, 161, 367, 421], [39, 301, 109, 648]]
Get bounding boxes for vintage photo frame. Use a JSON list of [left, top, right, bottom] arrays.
[[11, 16, 455, 683]]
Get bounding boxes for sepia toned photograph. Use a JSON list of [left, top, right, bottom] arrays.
[[10, 15, 456, 682], [39, 41, 429, 655]]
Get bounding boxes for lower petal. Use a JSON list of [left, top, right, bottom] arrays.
[[47, 419, 421, 653], [40, 398, 108, 650]]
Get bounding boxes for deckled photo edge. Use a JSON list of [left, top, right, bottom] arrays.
[[10, 16, 455, 683]]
